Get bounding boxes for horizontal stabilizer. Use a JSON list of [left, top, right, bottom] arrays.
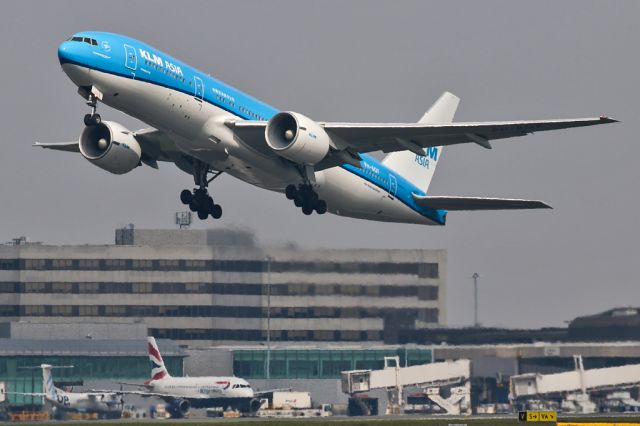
[[412, 194, 552, 210]]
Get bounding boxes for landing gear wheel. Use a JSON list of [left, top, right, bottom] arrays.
[[293, 196, 303, 208], [83, 113, 101, 126], [211, 204, 222, 219], [197, 209, 209, 220], [285, 185, 297, 200], [203, 197, 214, 212], [302, 205, 313, 215], [188, 201, 199, 212], [315, 200, 327, 214], [180, 189, 192, 205]]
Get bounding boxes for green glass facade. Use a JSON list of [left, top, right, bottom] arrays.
[[0, 355, 183, 406], [233, 348, 433, 379]]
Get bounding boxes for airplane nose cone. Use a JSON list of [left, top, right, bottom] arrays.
[[58, 41, 76, 65], [58, 40, 92, 86], [58, 39, 89, 66]]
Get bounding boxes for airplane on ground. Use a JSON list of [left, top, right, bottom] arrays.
[[8, 364, 123, 419], [114, 337, 261, 417], [41, 32, 616, 225]]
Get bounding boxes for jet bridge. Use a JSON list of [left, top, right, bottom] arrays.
[[341, 356, 471, 415], [511, 355, 640, 413]]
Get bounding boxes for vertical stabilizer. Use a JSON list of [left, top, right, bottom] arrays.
[[382, 92, 460, 193], [41, 364, 58, 401], [147, 336, 171, 382]]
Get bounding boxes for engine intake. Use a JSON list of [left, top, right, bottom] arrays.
[[265, 111, 330, 165], [165, 399, 190, 418], [79, 121, 142, 174]]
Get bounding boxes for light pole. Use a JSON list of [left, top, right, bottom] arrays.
[[472, 273, 480, 327], [265, 255, 273, 379]]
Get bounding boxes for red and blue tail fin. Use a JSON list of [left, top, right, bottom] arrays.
[[147, 336, 171, 383]]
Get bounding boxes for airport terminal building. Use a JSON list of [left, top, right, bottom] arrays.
[[0, 228, 446, 347]]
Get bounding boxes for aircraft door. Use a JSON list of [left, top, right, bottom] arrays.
[[124, 44, 137, 70], [389, 174, 398, 198], [193, 76, 204, 100]]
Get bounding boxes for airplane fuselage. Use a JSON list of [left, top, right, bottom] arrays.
[[147, 376, 257, 411], [57, 32, 446, 225], [149, 376, 253, 400], [47, 389, 121, 415]]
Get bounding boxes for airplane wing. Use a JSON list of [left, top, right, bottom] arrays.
[[34, 128, 192, 171], [103, 389, 211, 401], [33, 141, 79, 152], [412, 194, 552, 210], [229, 116, 616, 159], [6, 392, 46, 396]]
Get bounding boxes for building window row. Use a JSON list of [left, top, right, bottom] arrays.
[[0, 258, 438, 277], [1, 304, 438, 320], [150, 328, 383, 342], [0, 282, 438, 299]]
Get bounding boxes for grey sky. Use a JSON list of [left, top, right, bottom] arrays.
[[0, 1, 637, 328]]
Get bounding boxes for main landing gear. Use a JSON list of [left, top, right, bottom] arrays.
[[180, 188, 222, 220], [285, 184, 327, 215], [180, 161, 223, 220]]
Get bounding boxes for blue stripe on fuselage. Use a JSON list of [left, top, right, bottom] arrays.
[[60, 31, 446, 225]]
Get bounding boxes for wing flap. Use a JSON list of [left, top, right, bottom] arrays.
[[412, 194, 552, 210]]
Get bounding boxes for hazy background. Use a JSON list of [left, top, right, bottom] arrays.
[[0, 1, 637, 328]]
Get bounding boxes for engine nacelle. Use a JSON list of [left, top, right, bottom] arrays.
[[265, 111, 330, 165], [165, 399, 190, 418], [79, 121, 142, 174]]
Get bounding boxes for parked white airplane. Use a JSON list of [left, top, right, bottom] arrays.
[[116, 337, 260, 417], [9, 364, 123, 419], [42, 32, 616, 225]]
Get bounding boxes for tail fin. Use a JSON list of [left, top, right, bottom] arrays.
[[147, 337, 171, 382], [41, 364, 58, 401], [382, 91, 460, 193]]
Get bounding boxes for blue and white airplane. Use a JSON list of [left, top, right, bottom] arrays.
[[41, 31, 616, 225]]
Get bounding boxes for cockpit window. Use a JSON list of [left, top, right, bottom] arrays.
[[68, 36, 97, 46]]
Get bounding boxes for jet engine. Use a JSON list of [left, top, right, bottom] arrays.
[[79, 121, 142, 174], [165, 399, 190, 418], [265, 111, 330, 165], [248, 398, 262, 413]]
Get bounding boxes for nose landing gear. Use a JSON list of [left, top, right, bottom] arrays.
[[285, 184, 327, 215], [180, 161, 224, 220], [80, 86, 103, 126]]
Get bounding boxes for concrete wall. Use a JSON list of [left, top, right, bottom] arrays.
[[1, 321, 148, 340]]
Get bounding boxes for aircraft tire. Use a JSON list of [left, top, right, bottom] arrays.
[[285, 185, 297, 200], [84, 114, 102, 126], [203, 196, 214, 211], [197, 209, 208, 220], [211, 204, 222, 219], [315, 200, 327, 214], [293, 196, 303, 207], [188, 200, 199, 212], [302, 205, 313, 215], [180, 189, 192, 204]]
